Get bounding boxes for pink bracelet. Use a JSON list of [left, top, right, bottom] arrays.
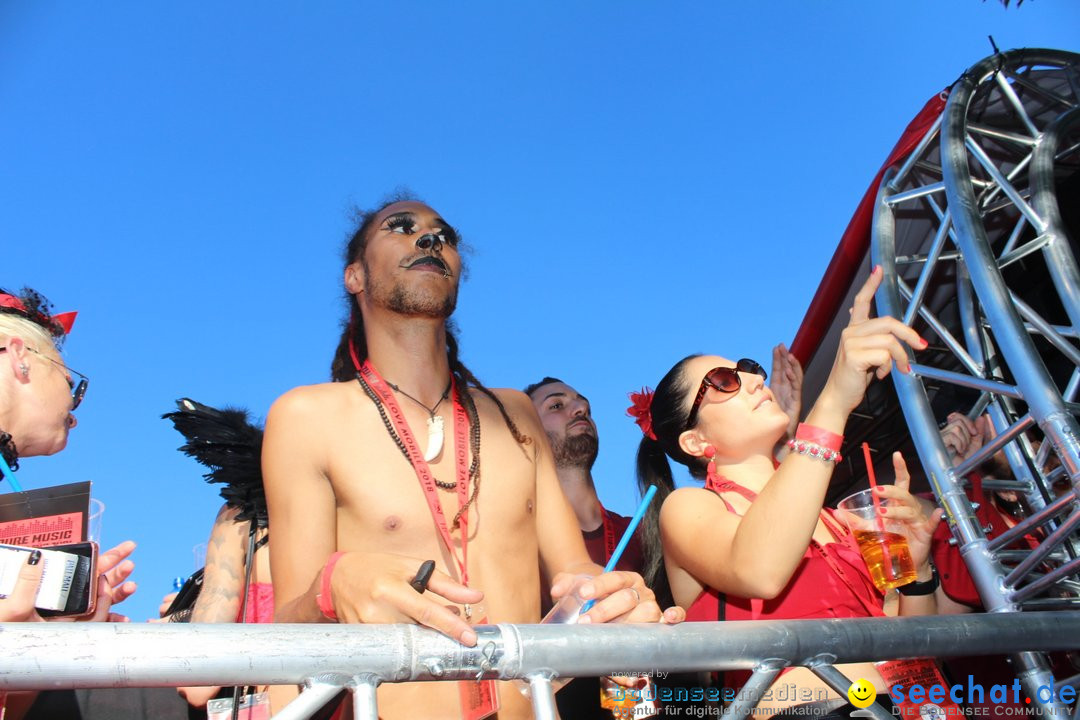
[[317, 551, 345, 621], [795, 423, 844, 452]]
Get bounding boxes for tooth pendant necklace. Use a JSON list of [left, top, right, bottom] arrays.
[[387, 379, 453, 463]]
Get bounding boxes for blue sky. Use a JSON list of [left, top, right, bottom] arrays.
[[2, 2, 1077, 621]]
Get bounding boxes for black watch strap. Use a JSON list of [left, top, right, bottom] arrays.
[[898, 564, 940, 596]]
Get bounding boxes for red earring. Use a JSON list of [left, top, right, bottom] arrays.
[[704, 445, 720, 488]]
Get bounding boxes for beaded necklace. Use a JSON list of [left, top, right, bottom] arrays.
[[357, 372, 482, 529]]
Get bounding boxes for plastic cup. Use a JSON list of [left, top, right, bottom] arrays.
[[518, 575, 594, 698], [541, 574, 594, 624], [87, 499, 104, 545], [193, 542, 208, 570], [837, 489, 918, 592]]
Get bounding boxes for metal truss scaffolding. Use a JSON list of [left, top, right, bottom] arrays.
[[872, 48, 1080, 716]]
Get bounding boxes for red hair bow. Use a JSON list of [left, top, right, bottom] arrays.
[[627, 387, 657, 441], [0, 293, 77, 335]]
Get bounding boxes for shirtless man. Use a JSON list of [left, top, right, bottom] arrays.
[[263, 198, 668, 720]]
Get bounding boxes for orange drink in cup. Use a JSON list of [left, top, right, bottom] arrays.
[[837, 489, 917, 592]]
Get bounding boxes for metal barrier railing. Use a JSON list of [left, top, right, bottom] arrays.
[[3, 614, 1080, 719]]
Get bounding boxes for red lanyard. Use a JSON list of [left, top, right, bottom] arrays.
[[360, 360, 472, 586], [600, 507, 617, 561]]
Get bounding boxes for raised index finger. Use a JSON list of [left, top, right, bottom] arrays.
[[849, 265, 883, 326]]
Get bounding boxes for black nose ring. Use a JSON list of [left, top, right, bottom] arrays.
[[416, 233, 442, 251]]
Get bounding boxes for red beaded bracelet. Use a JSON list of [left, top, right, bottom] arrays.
[[317, 551, 345, 621], [786, 438, 842, 463], [795, 423, 844, 452]]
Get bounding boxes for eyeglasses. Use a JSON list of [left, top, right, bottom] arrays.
[[1, 346, 89, 410], [684, 359, 767, 430]]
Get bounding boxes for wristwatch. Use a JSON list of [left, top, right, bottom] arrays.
[[898, 564, 940, 596]]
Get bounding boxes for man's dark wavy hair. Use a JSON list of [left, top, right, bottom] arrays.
[[328, 194, 529, 447]]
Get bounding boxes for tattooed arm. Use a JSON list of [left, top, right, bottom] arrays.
[[178, 504, 248, 708]]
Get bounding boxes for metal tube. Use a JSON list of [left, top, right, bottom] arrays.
[[909, 363, 1020, 399], [1031, 108, 1080, 354], [873, 168, 1008, 608], [810, 663, 892, 720], [1000, 213, 1028, 257], [988, 490, 1074, 552], [901, 212, 952, 327], [967, 122, 1039, 146], [527, 675, 557, 720], [995, 68, 1041, 138], [963, 135, 1045, 234], [1004, 509, 1080, 587], [1011, 294, 1080, 369], [887, 112, 943, 192], [954, 414, 1035, 478], [722, 660, 785, 720], [4, 617, 1080, 690], [351, 676, 379, 720], [885, 181, 945, 207], [898, 279, 984, 375], [275, 683, 347, 720], [1010, 554, 1080, 604]]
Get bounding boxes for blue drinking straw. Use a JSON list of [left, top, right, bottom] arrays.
[[580, 484, 659, 613], [0, 453, 24, 493]]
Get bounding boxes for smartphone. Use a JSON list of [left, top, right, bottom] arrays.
[[164, 567, 204, 618], [0, 541, 98, 617]]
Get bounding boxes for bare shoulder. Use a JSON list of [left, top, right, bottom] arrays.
[[486, 388, 536, 417], [267, 382, 353, 428], [661, 486, 729, 524], [476, 387, 543, 436]]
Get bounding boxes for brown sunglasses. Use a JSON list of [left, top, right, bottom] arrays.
[[685, 359, 767, 430]]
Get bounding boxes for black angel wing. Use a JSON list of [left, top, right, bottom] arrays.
[[162, 398, 267, 528]]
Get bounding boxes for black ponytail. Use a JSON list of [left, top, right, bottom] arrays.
[[635, 354, 704, 603]]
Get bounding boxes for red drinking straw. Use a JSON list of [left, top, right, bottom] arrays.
[[861, 441, 895, 581]]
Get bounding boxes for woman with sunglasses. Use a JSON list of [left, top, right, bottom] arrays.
[[0, 287, 137, 720], [629, 268, 943, 718]]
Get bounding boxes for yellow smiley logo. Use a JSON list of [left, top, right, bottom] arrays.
[[847, 678, 876, 708]]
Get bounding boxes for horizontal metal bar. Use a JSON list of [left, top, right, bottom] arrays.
[[909, 363, 1020, 399], [896, 249, 963, 265], [1021, 597, 1080, 611], [967, 122, 1039, 147], [4, 615, 1080, 691], [885, 181, 945, 206]]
